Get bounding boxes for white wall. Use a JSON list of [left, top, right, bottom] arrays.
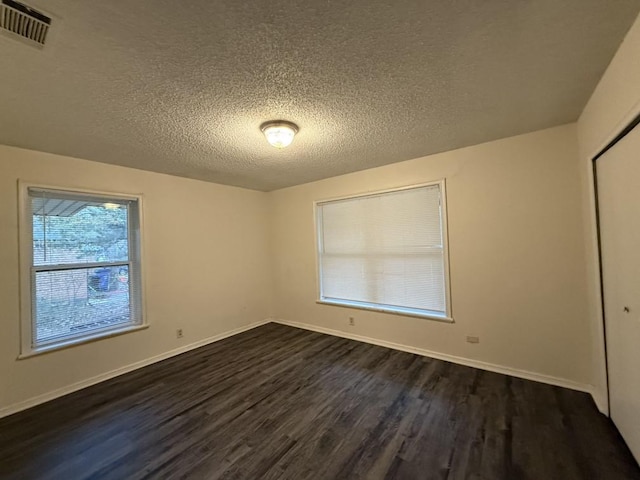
[[0, 145, 271, 415], [269, 124, 594, 391], [577, 13, 640, 414]]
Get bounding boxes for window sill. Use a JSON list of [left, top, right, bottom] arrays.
[[18, 323, 149, 359], [316, 299, 454, 323]]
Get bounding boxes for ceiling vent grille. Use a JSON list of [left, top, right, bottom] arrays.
[[1, 0, 50, 47]]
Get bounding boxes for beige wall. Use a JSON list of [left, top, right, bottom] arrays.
[[0, 145, 271, 414], [577, 13, 640, 413], [6, 11, 640, 413], [269, 124, 593, 388], [579, 14, 640, 158]]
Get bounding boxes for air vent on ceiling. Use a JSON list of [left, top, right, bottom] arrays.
[[1, 0, 50, 47]]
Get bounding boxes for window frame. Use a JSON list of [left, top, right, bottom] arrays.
[[18, 182, 147, 358], [314, 180, 453, 322]]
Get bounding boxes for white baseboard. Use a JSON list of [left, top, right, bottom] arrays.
[[0, 319, 270, 419], [273, 318, 602, 407], [589, 387, 609, 415], [1, 318, 607, 420]]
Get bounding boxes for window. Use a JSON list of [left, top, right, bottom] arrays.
[[315, 182, 451, 321], [19, 185, 145, 356]]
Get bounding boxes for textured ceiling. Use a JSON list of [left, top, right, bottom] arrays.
[[1, 1, 639, 191]]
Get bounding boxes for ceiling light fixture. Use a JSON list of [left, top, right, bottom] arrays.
[[261, 120, 298, 149]]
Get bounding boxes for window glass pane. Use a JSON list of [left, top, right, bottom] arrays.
[[31, 193, 129, 266], [22, 187, 142, 353], [34, 266, 132, 343]]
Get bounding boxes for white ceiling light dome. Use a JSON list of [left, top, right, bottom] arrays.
[[261, 120, 298, 148]]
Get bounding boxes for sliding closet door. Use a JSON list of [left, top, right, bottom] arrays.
[[596, 123, 640, 462]]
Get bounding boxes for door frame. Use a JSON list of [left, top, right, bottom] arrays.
[[592, 112, 640, 415]]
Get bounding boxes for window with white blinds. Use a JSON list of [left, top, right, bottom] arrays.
[[316, 182, 451, 320], [19, 185, 145, 356]]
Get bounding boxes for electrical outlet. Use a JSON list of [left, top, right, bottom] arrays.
[[349, 316, 355, 326], [176, 329, 184, 339], [466, 336, 479, 344]]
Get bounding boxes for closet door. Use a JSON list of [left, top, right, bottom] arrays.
[[596, 122, 640, 462]]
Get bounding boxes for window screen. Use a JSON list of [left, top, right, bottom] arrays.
[[24, 187, 143, 351], [316, 183, 450, 318]]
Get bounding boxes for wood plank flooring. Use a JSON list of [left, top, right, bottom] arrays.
[[0, 323, 638, 479]]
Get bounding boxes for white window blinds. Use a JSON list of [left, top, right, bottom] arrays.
[[317, 183, 450, 318]]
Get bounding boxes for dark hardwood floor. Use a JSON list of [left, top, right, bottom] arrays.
[[0, 323, 638, 480]]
